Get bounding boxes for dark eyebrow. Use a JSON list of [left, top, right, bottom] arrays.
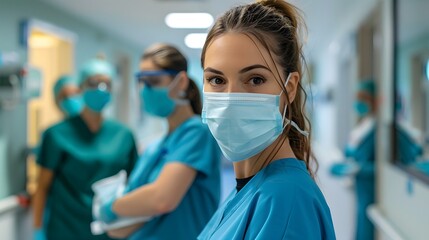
[[204, 64, 270, 75], [239, 64, 270, 74], [204, 67, 224, 75]]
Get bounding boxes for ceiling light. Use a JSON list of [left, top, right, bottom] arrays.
[[184, 33, 207, 49], [165, 13, 213, 29]]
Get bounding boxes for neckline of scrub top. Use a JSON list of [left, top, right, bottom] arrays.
[[213, 158, 307, 232], [74, 114, 105, 137], [235, 175, 255, 192]]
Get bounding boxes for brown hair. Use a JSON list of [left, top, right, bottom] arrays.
[[201, 0, 316, 177], [142, 43, 202, 115]]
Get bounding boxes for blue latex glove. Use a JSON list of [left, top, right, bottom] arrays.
[[99, 197, 119, 224], [330, 162, 360, 177], [34, 228, 46, 240]]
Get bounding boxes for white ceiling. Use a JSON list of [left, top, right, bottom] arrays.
[[40, 0, 373, 61]]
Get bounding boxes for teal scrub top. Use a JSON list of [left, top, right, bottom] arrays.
[[126, 116, 221, 240], [198, 158, 336, 240], [37, 115, 138, 240]]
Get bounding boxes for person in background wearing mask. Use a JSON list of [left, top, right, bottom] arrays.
[[331, 79, 376, 240], [53, 75, 84, 117], [32, 58, 138, 240], [197, 0, 335, 239], [97, 43, 221, 240]]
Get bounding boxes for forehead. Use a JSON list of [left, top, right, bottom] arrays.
[[140, 58, 160, 71], [204, 33, 275, 70], [58, 85, 79, 98], [87, 74, 111, 83]]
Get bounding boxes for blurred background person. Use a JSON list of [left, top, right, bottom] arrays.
[[330, 79, 376, 240], [97, 43, 221, 240], [32, 58, 138, 240], [53, 75, 84, 117]]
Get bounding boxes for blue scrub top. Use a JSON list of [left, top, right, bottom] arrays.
[[198, 158, 336, 240], [37, 115, 138, 240], [126, 116, 221, 240]]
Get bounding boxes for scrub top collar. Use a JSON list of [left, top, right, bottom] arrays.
[[213, 158, 307, 232], [74, 114, 105, 138]]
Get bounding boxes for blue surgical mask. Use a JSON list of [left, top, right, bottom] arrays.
[[60, 95, 84, 116], [354, 100, 369, 117], [141, 87, 175, 117], [83, 89, 111, 112], [202, 74, 308, 162], [140, 75, 188, 117]]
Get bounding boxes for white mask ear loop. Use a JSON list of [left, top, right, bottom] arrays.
[[280, 73, 309, 137]]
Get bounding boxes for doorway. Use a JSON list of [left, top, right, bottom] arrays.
[[26, 24, 75, 194]]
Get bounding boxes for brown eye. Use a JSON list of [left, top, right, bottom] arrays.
[[208, 77, 225, 86], [249, 77, 265, 86]]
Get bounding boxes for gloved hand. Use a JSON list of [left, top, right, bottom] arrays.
[[98, 197, 119, 224], [34, 228, 46, 240], [330, 162, 360, 177]]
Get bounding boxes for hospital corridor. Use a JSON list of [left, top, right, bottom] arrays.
[[1, 0, 429, 239]]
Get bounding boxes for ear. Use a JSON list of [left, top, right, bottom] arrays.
[[286, 72, 300, 103]]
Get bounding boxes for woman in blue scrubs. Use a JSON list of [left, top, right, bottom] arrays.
[[98, 44, 221, 240], [198, 1, 336, 239], [33, 58, 138, 240]]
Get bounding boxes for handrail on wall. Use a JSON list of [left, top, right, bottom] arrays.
[[0, 194, 30, 216], [367, 204, 405, 240], [0, 195, 20, 216]]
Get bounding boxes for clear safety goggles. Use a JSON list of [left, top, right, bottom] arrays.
[[83, 77, 112, 91], [135, 70, 179, 88]]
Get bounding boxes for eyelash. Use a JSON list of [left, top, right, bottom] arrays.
[[206, 76, 225, 86], [246, 76, 266, 86], [205, 75, 267, 88]]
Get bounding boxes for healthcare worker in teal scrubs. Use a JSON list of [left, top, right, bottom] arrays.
[[32, 58, 138, 240], [198, 1, 336, 239], [331, 79, 377, 240], [53, 75, 84, 117], [31, 76, 84, 159], [97, 43, 221, 240]]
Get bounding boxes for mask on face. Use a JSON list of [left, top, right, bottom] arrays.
[[83, 89, 111, 112], [60, 95, 84, 116], [354, 100, 369, 117], [140, 74, 189, 117], [202, 74, 308, 162]]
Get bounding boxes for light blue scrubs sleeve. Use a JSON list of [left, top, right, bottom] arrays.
[[245, 183, 336, 240], [165, 126, 216, 176], [282, 188, 336, 239], [36, 129, 63, 170], [244, 184, 294, 239]]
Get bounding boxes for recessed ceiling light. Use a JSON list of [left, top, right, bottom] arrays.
[[165, 13, 213, 29], [184, 33, 207, 49]]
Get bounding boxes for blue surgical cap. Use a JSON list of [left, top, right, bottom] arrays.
[[53, 75, 77, 98], [78, 58, 115, 85]]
